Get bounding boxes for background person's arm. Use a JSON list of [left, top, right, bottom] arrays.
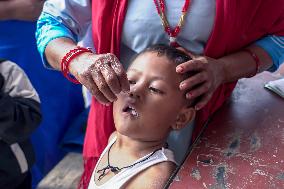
[[0, 0, 12, 20], [0, 0, 44, 21]]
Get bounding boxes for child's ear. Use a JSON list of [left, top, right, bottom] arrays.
[[172, 107, 196, 130]]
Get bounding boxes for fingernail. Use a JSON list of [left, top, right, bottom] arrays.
[[180, 83, 185, 90], [176, 66, 183, 73]]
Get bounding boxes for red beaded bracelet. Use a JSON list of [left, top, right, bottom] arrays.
[[61, 46, 92, 84], [243, 49, 260, 77]]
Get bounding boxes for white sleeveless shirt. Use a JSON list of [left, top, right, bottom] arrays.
[[88, 138, 177, 189]]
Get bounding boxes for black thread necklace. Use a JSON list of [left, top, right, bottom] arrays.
[[96, 141, 162, 181]]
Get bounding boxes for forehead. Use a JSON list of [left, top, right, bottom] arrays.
[[128, 52, 183, 82]]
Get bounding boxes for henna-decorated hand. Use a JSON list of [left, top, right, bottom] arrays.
[[69, 52, 130, 105]]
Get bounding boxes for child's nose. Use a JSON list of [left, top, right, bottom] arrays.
[[129, 88, 141, 99], [129, 83, 143, 99]]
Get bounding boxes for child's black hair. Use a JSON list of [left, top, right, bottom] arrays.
[[136, 44, 192, 66]]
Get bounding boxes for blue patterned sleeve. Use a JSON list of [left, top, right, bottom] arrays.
[[36, 12, 77, 69], [36, 0, 92, 69], [255, 35, 284, 71]]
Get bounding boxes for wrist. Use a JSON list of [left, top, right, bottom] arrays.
[[243, 49, 260, 77], [68, 51, 95, 76], [61, 47, 93, 84], [216, 58, 228, 84]]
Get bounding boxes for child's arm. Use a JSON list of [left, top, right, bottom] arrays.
[[0, 60, 42, 144]]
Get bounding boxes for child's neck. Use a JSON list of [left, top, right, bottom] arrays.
[[114, 133, 166, 157]]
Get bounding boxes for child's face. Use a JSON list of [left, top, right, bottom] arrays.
[[113, 52, 192, 141]]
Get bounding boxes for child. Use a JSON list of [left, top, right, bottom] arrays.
[[0, 59, 41, 188], [88, 45, 196, 189]]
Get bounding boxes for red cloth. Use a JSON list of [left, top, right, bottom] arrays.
[[79, 1, 128, 188], [80, 0, 284, 188]]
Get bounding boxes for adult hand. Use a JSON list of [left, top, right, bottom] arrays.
[[176, 48, 225, 110], [69, 52, 130, 105], [1, 0, 44, 21]]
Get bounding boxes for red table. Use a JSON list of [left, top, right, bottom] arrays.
[[169, 72, 284, 189]]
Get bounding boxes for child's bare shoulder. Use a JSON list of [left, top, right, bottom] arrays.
[[124, 161, 176, 189]]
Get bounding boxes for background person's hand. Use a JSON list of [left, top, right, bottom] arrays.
[[0, 0, 44, 21], [176, 48, 225, 110], [69, 52, 130, 105]]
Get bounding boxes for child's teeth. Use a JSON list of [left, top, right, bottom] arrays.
[[131, 109, 138, 117]]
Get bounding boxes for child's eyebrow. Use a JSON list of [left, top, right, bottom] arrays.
[[127, 68, 141, 74], [151, 76, 166, 81], [128, 68, 166, 81], [127, 68, 144, 78]]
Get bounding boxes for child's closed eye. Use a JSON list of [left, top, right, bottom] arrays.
[[128, 80, 136, 85], [149, 87, 164, 94]]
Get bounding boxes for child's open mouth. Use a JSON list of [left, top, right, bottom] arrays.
[[122, 105, 139, 118]]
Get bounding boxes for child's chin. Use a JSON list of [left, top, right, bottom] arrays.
[[116, 130, 134, 138], [116, 123, 138, 134]]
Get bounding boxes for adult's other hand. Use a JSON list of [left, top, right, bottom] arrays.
[[176, 47, 225, 110]]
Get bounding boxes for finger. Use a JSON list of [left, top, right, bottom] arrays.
[[176, 60, 207, 73], [107, 54, 130, 92], [180, 72, 208, 91], [79, 73, 110, 104], [91, 69, 117, 102], [194, 93, 213, 110], [186, 82, 210, 100], [99, 59, 121, 95]]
